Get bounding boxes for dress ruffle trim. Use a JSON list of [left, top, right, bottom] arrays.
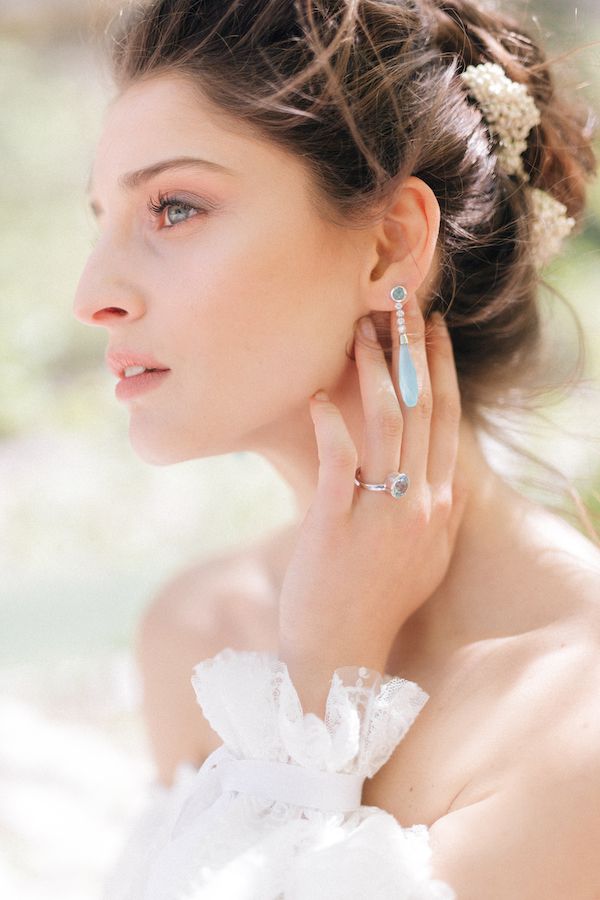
[[101, 648, 456, 900], [191, 648, 430, 779]]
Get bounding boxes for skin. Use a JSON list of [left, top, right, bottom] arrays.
[[75, 73, 600, 894], [78, 73, 393, 466], [79, 86, 438, 573], [76, 67, 599, 647]]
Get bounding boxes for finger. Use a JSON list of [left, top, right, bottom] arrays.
[[426, 312, 462, 488], [396, 296, 432, 484], [354, 316, 403, 485], [309, 391, 357, 518]]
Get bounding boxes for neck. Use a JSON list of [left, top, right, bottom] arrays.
[[242, 352, 520, 665], [243, 352, 375, 518], [387, 421, 515, 671]]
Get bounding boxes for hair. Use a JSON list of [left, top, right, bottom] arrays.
[[101, 0, 599, 541]]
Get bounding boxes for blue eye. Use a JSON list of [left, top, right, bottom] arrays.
[[147, 192, 204, 228]]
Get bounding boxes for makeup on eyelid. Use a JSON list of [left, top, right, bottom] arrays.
[[146, 191, 218, 227], [89, 182, 222, 222]]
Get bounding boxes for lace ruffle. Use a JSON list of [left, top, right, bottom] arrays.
[[190, 648, 430, 778], [101, 648, 456, 900]]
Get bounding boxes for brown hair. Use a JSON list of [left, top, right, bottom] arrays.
[[103, 0, 599, 540]]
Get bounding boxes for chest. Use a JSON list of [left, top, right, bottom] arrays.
[[360, 695, 485, 826], [360, 657, 473, 826], [361, 639, 563, 827]]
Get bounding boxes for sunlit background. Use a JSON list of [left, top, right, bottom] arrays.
[[1, 1, 599, 897]]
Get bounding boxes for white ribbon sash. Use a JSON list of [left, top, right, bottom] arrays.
[[169, 745, 365, 840]]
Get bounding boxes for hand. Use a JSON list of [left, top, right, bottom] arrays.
[[277, 298, 468, 716]]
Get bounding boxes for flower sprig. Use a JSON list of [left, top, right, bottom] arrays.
[[459, 61, 575, 267]]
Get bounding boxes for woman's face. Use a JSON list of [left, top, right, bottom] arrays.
[[75, 74, 369, 464]]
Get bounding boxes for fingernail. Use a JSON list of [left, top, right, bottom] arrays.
[[359, 317, 376, 339], [313, 390, 329, 402]]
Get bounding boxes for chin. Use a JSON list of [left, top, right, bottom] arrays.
[[127, 421, 189, 466], [127, 419, 234, 466], [129, 442, 182, 466]]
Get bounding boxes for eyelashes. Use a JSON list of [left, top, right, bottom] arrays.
[[146, 191, 210, 228], [88, 191, 213, 244]]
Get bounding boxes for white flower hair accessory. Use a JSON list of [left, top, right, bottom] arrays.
[[459, 61, 576, 268], [528, 188, 578, 269]]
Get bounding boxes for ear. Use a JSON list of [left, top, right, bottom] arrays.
[[362, 176, 441, 313]]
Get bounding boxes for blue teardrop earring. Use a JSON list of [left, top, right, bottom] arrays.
[[390, 284, 419, 407]]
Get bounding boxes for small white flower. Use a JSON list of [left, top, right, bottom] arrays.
[[527, 187, 576, 268], [459, 61, 574, 266], [459, 61, 541, 180]]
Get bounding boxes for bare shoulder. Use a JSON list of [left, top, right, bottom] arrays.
[[444, 504, 600, 810], [137, 522, 293, 650], [479, 495, 600, 718], [134, 526, 293, 784], [520, 507, 600, 761], [426, 657, 600, 898], [425, 514, 600, 899], [367, 498, 600, 827], [518, 497, 600, 624]]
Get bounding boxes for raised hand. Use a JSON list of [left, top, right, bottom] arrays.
[[277, 296, 468, 717]]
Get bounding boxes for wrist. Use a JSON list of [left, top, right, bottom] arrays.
[[277, 641, 390, 719]]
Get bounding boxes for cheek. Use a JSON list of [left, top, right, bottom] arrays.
[[178, 210, 322, 339], [162, 205, 349, 397]]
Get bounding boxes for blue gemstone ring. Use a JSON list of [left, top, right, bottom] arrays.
[[354, 468, 410, 499]]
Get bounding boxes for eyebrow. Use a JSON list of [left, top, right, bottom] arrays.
[[87, 155, 234, 214]]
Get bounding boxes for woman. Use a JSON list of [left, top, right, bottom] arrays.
[[75, 0, 600, 897]]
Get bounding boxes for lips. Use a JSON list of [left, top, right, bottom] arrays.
[[106, 349, 170, 379]]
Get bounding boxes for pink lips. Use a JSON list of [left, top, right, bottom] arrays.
[[105, 349, 170, 380], [114, 368, 170, 401]]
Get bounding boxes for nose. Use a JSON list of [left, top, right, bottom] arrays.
[[73, 238, 146, 328]]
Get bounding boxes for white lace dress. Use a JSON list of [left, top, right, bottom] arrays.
[[102, 648, 456, 900]]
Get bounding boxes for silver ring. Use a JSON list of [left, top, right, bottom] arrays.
[[354, 467, 409, 499]]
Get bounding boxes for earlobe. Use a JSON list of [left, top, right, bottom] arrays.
[[368, 176, 441, 303]]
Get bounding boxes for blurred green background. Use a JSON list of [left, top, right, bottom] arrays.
[[0, 1, 598, 898]]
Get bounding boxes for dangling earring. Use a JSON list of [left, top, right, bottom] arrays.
[[390, 284, 419, 407]]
